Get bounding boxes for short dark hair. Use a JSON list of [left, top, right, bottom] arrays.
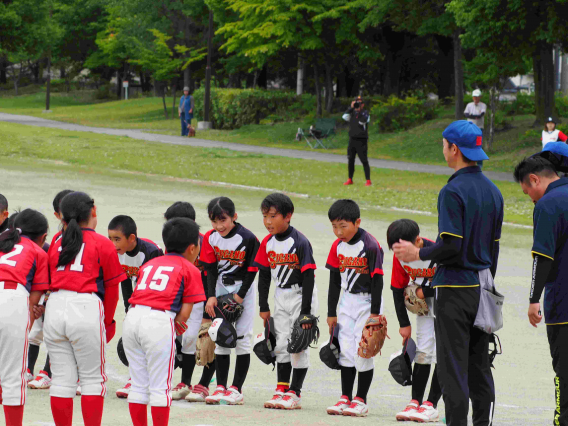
[[164, 201, 196, 221], [386, 219, 420, 250], [0, 209, 48, 253], [108, 215, 137, 238], [446, 141, 473, 163], [514, 156, 558, 183], [328, 199, 360, 223], [53, 190, 74, 214], [0, 194, 7, 212], [207, 197, 236, 221], [163, 217, 200, 254], [260, 193, 294, 217]]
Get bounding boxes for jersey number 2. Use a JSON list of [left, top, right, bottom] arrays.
[[137, 266, 174, 292], [0, 244, 24, 267]]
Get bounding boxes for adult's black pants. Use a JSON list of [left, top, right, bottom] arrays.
[[434, 286, 495, 426], [548, 324, 568, 426], [347, 138, 370, 180]]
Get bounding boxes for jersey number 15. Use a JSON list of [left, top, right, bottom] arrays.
[[137, 266, 174, 292]]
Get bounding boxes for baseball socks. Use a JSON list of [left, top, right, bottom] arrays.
[[81, 395, 104, 426], [231, 354, 250, 392], [43, 355, 52, 377], [28, 344, 40, 376], [181, 354, 196, 386], [340, 366, 357, 401], [355, 369, 373, 403], [426, 366, 442, 407], [411, 363, 431, 404], [151, 407, 170, 426], [3, 405, 24, 426], [277, 362, 292, 385], [215, 355, 230, 388], [51, 397, 73, 426], [198, 359, 216, 387], [289, 368, 308, 396], [129, 403, 147, 426]]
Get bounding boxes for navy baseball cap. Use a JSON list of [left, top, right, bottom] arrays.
[[443, 120, 489, 162]]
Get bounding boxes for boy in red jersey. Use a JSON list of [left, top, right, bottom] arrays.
[[0, 209, 50, 426], [123, 217, 205, 426], [45, 192, 127, 426]]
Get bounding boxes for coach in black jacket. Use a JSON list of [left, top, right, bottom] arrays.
[[342, 96, 371, 186]]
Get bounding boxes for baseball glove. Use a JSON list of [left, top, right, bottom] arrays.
[[358, 315, 389, 359], [195, 322, 216, 366], [216, 294, 244, 323], [287, 314, 320, 354], [404, 284, 429, 316]]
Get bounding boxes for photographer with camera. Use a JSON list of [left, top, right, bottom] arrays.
[[342, 96, 372, 186]]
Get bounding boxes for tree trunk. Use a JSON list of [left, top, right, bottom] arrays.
[[257, 65, 268, 89], [383, 53, 403, 97], [434, 35, 455, 99], [171, 78, 177, 119], [314, 62, 322, 117], [116, 70, 122, 99], [562, 52, 568, 96], [487, 86, 497, 151], [325, 64, 334, 113], [60, 67, 66, 79], [184, 66, 190, 89], [161, 83, 169, 119], [0, 59, 6, 84], [533, 41, 557, 126], [453, 29, 465, 119], [31, 61, 40, 84], [296, 56, 304, 95], [46, 54, 51, 111]]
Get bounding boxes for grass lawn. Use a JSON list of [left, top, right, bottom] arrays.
[[0, 92, 546, 173], [0, 121, 535, 226]]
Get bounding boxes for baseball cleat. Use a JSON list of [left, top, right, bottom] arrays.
[[28, 371, 52, 389], [409, 401, 439, 423], [396, 399, 419, 421], [185, 383, 209, 402], [264, 385, 288, 409], [275, 390, 301, 410], [343, 179, 354, 186], [26, 368, 33, 382], [342, 397, 369, 417], [365, 180, 372, 186], [171, 383, 191, 401], [116, 379, 131, 398], [205, 385, 227, 405], [327, 396, 351, 415], [219, 386, 244, 405]]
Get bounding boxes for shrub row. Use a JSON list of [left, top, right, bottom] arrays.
[[371, 96, 440, 132]]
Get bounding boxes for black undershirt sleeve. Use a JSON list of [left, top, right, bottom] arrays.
[[300, 269, 315, 315], [236, 270, 258, 300], [258, 269, 272, 312], [205, 264, 218, 300], [419, 236, 462, 262], [422, 286, 435, 298], [530, 255, 553, 304], [371, 274, 384, 315], [392, 287, 411, 328], [491, 241, 500, 279], [327, 271, 342, 317]]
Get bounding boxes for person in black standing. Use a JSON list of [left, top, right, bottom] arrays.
[[393, 120, 504, 426], [514, 155, 568, 426], [342, 96, 371, 187]]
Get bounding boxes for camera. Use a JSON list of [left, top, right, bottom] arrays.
[[354, 102, 360, 109]]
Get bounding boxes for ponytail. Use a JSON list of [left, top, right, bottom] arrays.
[[57, 192, 94, 267], [0, 209, 48, 253]]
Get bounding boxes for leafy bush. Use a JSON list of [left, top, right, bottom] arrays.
[[371, 96, 440, 132], [555, 95, 568, 118], [94, 85, 113, 100]]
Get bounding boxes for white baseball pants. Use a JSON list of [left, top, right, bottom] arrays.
[[0, 284, 30, 406], [44, 290, 108, 398], [181, 302, 204, 355], [214, 281, 256, 356], [273, 284, 318, 369], [415, 315, 436, 364], [28, 293, 46, 346], [337, 291, 383, 372], [122, 305, 176, 407]]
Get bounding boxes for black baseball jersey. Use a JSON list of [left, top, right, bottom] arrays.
[[200, 223, 259, 283], [326, 228, 384, 294], [254, 226, 316, 287]]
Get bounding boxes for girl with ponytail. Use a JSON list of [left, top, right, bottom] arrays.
[[0, 209, 49, 426], [45, 192, 126, 426]]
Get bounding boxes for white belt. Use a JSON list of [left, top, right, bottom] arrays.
[[130, 304, 176, 319]]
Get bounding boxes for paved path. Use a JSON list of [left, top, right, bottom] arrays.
[[0, 113, 514, 182]]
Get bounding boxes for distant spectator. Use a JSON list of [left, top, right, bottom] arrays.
[[464, 89, 487, 132], [542, 117, 567, 149], [178, 87, 194, 137]]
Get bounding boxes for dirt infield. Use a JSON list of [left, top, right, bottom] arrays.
[[1, 163, 551, 425]]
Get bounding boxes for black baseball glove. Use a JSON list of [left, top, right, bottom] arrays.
[[216, 293, 244, 323], [287, 314, 320, 354]]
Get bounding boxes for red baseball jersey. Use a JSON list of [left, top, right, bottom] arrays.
[[49, 228, 126, 298], [0, 236, 49, 293], [129, 253, 206, 312]]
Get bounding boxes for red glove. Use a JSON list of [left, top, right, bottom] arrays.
[[106, 320, 116, 343], [175, 320, 188, 336]]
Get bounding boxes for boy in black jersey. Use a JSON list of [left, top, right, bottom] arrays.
[[254, 193, 318, 410], [325, 199, 384, 417]]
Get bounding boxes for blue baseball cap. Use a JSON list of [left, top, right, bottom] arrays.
[[443, 120, 489, 162]]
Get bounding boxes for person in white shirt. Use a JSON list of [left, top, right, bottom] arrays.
[[541, 117, 568, 149], [464, 89, 486, 131]]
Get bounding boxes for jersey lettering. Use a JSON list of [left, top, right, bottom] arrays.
[[213, 247, 246, 266], [57, 243, 86, 272], [137, 265, 174, 292], [267, 251, 300, 270], [338, 254, 368, 274], [403, 265, 437, 281], [0, 244, 24, 267]]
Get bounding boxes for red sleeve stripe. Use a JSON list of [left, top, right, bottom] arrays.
[[300, 263, 317, 273], [325, 262, 339, 271], [370, 268, 384, 277], [247, 266, 259, 272], [253, 261, 270, 269]]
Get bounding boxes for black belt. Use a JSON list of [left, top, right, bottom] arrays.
[[222, 276, 237, 285], [281, 282, 302, 289]]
